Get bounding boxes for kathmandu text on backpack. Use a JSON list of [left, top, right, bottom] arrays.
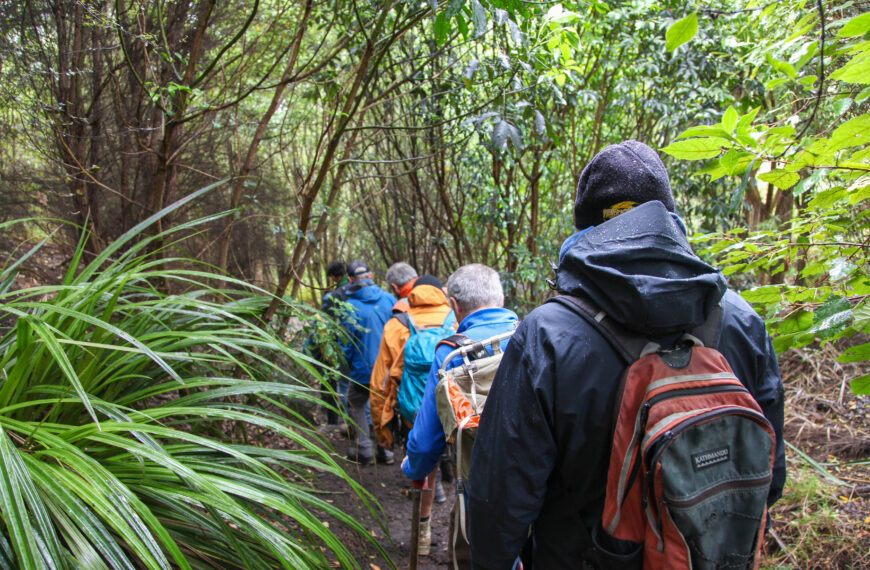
[[552, 294, 776, 570]]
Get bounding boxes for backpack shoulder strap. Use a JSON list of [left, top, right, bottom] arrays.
[[395, 312, 420, 334], [548, 294, 649, 363], [438, 333, 471, 349]]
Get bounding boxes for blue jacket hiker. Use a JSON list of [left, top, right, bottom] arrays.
[[401, 263, 518, 568], [340, 261, 396, 465], [402, 306, 518, 481]]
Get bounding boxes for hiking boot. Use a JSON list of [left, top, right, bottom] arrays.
[[418, 518, 431, 557], [376, 446, 395, 465], [434, 481, 446, 504], [345, 448, 373, 466]]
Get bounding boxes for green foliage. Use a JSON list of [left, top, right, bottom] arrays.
[[0, 196, 386, 568], [671, 6, 870, 394]]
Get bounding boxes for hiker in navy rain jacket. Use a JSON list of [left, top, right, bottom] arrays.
[[402, 264, 518, 565], [318, 260, 351, 425], [341, 260, 397, 464], [467, 141, 785, 570]]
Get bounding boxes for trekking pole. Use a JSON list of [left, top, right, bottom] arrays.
[[409, 478, 426, 570]]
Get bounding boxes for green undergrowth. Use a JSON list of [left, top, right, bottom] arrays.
[[0, 188, 391, 569], [763, 460, 869, 569]]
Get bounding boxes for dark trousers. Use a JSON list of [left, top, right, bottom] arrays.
[[347, 381, 373, 456]]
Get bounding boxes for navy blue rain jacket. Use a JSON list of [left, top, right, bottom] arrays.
[[467, 201, 786, 569], [341, 280, 396, 386]]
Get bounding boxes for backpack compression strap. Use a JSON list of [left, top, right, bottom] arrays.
[[437, 334, 489, 361]]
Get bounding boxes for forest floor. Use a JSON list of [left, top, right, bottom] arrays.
[[310, 341, 870, 570], [311, 423, 456, 570]]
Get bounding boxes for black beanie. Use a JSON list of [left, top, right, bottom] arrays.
[[413, 274, 443, 289], [573, 140, 675, 229]]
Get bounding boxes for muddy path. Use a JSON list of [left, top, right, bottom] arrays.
[[314, 423, 457, 569]]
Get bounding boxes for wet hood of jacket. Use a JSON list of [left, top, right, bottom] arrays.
[[557, 200, 727, 335]]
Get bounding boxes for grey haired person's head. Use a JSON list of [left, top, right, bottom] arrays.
[[385, 262, 418, 288], [446, 264, 504, 313]]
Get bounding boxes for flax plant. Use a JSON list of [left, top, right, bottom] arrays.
[[0, 186, 388, 569]]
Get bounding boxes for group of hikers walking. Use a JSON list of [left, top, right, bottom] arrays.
[[313, 141, 786, 570]]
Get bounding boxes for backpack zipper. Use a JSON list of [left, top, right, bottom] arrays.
[[628, 384, 748, 505], [664, 472, 773, 509], [641, 407, 773, 539], [645, 383, 749, 408]]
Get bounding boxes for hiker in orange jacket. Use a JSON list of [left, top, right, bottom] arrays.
[[370, 273, 454, 451]]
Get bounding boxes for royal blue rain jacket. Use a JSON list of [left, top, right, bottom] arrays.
[[467, 201, 786, 569], [402, 307, 519, 481], [341, 280, 396, 386]]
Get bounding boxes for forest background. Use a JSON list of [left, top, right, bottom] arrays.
[[0, 0, 868, 568]]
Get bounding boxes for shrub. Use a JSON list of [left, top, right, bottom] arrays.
[[0, 189, 388, 569]]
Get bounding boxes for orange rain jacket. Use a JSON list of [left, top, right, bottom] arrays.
[[369, 283, 453, 449]]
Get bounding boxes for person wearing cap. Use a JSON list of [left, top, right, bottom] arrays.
[[317, 260, 352, 425], [466, 140, 785, 569], [340, 260, 397, 465]]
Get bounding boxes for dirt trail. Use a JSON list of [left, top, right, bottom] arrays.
[[314, 424, 457, 569]]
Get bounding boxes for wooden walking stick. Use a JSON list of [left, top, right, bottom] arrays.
[[409, 478, 425, 570]]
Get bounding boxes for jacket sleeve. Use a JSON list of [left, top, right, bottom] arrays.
[[402, 348, 448, 481], [467, 323, 557, 569], [759, 333, 786, 506], [721, 291, 786, 506], [369, 327, 395, 448]]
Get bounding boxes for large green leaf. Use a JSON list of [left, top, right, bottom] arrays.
[[666, 13, 697, 53], [852, 374, 870, 395], [434, 13, 450, 45], [838, 13, 870, 37], [826, 114, 870, 152], [661, 137, 730, 160], [810, 295, 853, 340], [830, 50, 870, 85], [758, 169, 800, 190], [837, 342, 870, 363]]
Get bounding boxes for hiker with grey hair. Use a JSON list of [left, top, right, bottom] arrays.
[[467, 140, 785, 569], [385, 261, 418, 314], [402, 263, 518, 560]]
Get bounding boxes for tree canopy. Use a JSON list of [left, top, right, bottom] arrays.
[[0, 0, 867, 376]]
